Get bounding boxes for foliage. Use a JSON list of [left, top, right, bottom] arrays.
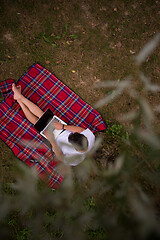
[[42, 24, 78, 47], [105, 120, 129, 140], [0, 0, 160, 237]]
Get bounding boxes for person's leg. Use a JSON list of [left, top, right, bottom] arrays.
[[18, 100, 39, 124], [12, 83, 44, 118], [20, 95, 44, 118]]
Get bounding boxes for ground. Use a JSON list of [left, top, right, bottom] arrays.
[[0, 0, 159, 182]]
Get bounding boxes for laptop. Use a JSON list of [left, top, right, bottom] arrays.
[[34, 108, 67, 139]]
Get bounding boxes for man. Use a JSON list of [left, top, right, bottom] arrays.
[[12, 84, 95, 166]]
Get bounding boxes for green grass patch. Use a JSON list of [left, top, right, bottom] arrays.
[[106, 120, 129, 140]]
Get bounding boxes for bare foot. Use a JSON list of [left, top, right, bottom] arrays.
[[12, 83, 22, 100]]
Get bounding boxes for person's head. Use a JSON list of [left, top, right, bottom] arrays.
[[68, 132, 88, 152]]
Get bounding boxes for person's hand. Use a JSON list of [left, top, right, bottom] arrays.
[[44, 129, 55, 142], [53, 121, 63, 130]]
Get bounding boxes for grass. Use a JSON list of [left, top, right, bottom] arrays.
[[2, 212, 31, 240], [0, 0, 158, 178], [105, 120, 129, 140], [0, 0, 160, 239]]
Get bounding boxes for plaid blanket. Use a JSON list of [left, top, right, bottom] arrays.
[[0, 63, 107, 189]]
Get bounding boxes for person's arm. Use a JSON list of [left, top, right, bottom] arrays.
[[45, 130, 64, 162], [54, 122, 85, 133]]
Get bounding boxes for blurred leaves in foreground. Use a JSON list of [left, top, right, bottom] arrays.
[[0, 34, 160, 240]]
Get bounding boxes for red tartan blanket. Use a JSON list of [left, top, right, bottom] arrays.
[[0, 63, 107, 189]]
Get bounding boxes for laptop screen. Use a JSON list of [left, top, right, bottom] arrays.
[[34, 108, 54, 133]]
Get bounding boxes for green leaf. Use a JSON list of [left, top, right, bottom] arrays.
[[65, 23, 68, 32], [51, 43, 57, 47], [43, 35, 50, 43], [54, 35, 61, 39], [70, 34, 78, 39]]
